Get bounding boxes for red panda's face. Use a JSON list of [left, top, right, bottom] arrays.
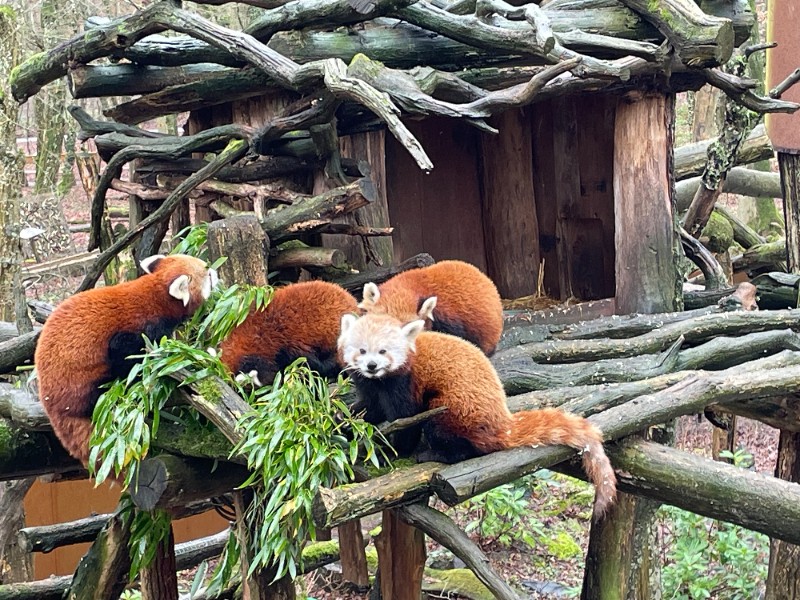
[[140, 254, 220, 312], [338, 313, 425, 379]]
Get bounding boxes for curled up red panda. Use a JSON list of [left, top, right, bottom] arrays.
[[358, 260, 504, 356], [219, 280, 358, 386], [337, 312, 617, 519], [34, 254, 219, 467]]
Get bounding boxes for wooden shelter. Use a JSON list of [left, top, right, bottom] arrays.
[[6, 0, 800, 599]]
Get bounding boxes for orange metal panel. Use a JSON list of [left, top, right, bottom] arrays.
[[765, 0, 800, 153], [25, 479, 228, 578]]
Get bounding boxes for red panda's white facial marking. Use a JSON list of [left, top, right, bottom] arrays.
[[338, 313, 424, 379], [141, 254, 219, 306]]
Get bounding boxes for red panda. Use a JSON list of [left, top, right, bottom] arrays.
[[358, 260, 503, 356], [34, 254, 219, 467], [219, 280, 358, 386], [338, 312, 617, 518]]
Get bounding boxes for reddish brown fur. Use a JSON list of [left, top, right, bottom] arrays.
[[34, 255, 214, 466], [362, 260, 503, 355], [415, 332, 616, 517], [220, 281, 358, 382], [341, 315, 617, 518]]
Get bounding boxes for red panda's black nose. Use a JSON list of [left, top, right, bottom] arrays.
[[367, 361, 378, 372]]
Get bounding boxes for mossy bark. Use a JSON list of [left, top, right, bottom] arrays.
[[0, 6, 23, 323]]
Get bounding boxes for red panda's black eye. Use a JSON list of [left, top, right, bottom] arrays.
[[379, 349, 387, 355], [359, 349, 366, 355]]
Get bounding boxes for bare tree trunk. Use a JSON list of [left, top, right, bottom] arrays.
[[0, 5, 24, 322], [32, 0, 69, 196], [736, 0, 783, 238]]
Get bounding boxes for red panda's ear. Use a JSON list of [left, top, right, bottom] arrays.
[[340, 313, 358, 335], [168, 274, 191, 307], [401, 319, 426, 350], [140, 254, 166, 274], [418, 296, 437, 321], [359, 282, 380, 310]]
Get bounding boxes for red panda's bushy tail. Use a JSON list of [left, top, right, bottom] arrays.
[[50, 414, 95, 468], [506, 408, 617, 519]]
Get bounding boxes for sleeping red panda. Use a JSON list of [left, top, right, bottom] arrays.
[[338, 312, 617, 518], [34, 254, 219, 467], [219, 280, 358, 386], [358, 260, 503, 356]]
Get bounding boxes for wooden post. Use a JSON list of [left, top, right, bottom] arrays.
[[207, 216, 289, 600], [374, 510, 426, 600], [582, 92, 679, 600], [765, 152, 800, 599], [140, 526, 178, 600], [765, 3, 800, 594]]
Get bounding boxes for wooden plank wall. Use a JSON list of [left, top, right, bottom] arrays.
[[385, 117, 488, 272], [25, 479, 228, 578], [385, 95, 617, 302]]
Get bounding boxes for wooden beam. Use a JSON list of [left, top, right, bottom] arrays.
[[766, 150, 800, 598], [584, 91, 678, 600]]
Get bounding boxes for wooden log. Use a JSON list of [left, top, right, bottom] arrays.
[[207, 215, 270, 288], [675, 123, 772, 180], [681, 226, 730, 290], [491, 336, 683, 396], [3, 529, 232, 600], [749, 272, 800, 310], [713, 203, 767, 252], [0, 331, 38, 375], [674, 328, 800, 371], [433, 364, 800, 506], [616, 0, 733, 66], [271, 245, 347, 271], [0, 576, 71, 600], [21, 250, 100, 279], [26, 300, 53, 324], [396, 503, 521, 600], [683, 55, 759, 239], [262, 178, 375, 242], [137, 155, 356, 183], [312, 464, 437, 530], [330, 253, 435, 297], [592, 89, 679, 599], [733, 239, 787, 272], [614, 92, 679, 314], [507, 349, 800, 418], [560, 438, 800, 546], [503, 299, 617, 328], [553, 306, 722, 340], [676, 167, 782, 211], [497, 308, 800, 365], [0, 383, 49, 430], [18, 502, 225, 555], [0, 418, 83, 482], [67, 508, 131, 600], [68, 63, 229, 98], [129, 454, 249, 511]]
